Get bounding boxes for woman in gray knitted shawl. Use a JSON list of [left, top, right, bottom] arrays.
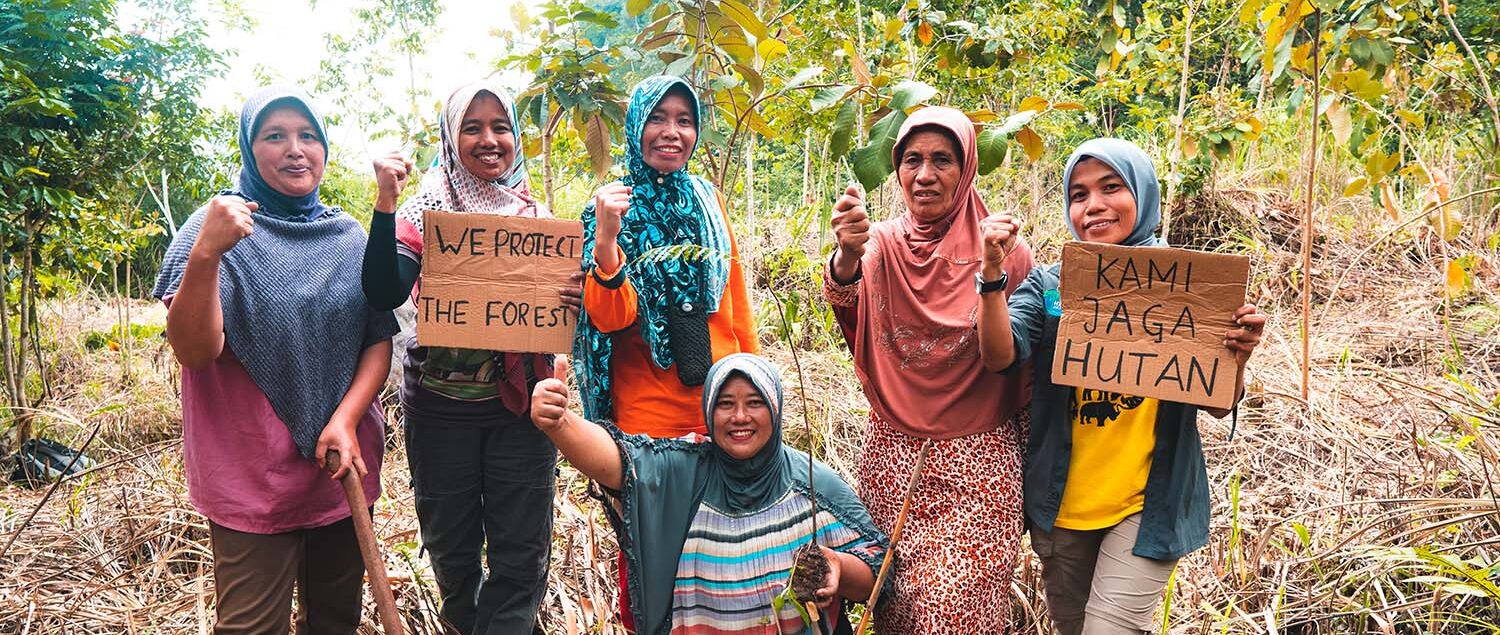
[[153, 85, 399, 633]]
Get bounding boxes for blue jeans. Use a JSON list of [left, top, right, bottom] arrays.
[[405, 417, 556, 635]]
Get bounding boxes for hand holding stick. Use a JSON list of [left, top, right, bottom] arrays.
[[854, 438, 933, 635], [324, 449, 404, 635]]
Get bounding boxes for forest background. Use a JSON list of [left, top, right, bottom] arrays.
[[2, 0, 1499, 632]]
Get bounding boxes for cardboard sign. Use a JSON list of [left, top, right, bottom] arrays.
[[416, 210, 583, 354], [1050, 241, 1250, 410]]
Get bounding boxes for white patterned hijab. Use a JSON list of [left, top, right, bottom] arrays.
[[398, 80, 544, 231]]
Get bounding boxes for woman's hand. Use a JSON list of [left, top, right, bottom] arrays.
[[591, 183, 632, 270], [558, 270, 585, 316], [1225, 304, 1267, 368], [813, 545, 844, 611], [373, 153, 414, 214], [191, 196, 259, 260], [979, 212, 1021, 281], [531, 378, 571, 432], [316, 416, 367, 481], [830, 185, 870, 283]]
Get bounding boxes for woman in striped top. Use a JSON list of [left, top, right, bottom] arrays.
[[531, 354, 889, 634]]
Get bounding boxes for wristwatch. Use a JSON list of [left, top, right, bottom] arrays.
[[975, 271, 1008, 295]]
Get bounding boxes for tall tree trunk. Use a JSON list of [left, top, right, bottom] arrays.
[[1163, 2, 1195, 242], [745, 133, 756, 230], [0, 233, 16, 412], [1300, 11, 1322, 402], [543, 103, 557, 213], [14, 217, 35, 450], [802, 128, 813, 206]]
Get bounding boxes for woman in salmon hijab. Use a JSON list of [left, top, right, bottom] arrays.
[[822, 105, 1034, 634]]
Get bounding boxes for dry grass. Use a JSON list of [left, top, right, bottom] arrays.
[[1, 181, 1497, 633]]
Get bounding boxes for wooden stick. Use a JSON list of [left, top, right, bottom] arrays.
[[324, 449, 403, 635], [855, 438, 933, 635]]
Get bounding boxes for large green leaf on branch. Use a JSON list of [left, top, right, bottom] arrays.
[[850, 109, 907, 191], [887, 80, 938, 112], [810, 84, 855, 113], [977, 126, 1011, 175], [829, 98, 858, 159]]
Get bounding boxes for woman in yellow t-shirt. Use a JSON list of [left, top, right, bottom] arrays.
[[976, 138, 1267, 635]]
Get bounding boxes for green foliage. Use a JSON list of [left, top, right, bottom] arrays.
[[0, 0, 222, 410]]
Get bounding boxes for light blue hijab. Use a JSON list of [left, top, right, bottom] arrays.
[[1061, 138, 1165, 246]]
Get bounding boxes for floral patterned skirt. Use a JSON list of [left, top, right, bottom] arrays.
[[857, 410, 1028, 635]]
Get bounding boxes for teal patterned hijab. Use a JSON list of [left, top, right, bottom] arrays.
[[573, 75, 732, 420]]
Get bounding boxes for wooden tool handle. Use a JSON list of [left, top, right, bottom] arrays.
[[325, 449, 404, 635], [854, 438, 933, 635]]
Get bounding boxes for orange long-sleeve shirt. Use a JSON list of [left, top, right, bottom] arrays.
[[583, 205, 759, 438]]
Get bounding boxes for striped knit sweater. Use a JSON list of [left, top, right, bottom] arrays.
[[671, 490, 884, 634]]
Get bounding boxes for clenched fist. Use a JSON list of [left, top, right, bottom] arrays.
[[830, 185, 870, 283], [980, 212, 1021, 279], [373, 153, 414, 214], [191, 196, 258, 259], [530, 378, 571, 432], [591, 183, 632, 272]]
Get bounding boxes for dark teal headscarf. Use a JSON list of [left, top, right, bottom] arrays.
[[573, 75, 733, 420], [1061, 138, 1166, 246], [607, 354, 887, 635]]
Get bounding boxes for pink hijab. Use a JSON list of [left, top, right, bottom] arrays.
[[850, 106, 1034, 439]]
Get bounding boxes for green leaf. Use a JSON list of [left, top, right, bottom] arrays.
[[780, 66, 824, 93], [850, 110, 907, 190], [810, 84, 854, 113], [829, 98, 857, 159], [719, 0, 768, 41], [886, 80, 938, 112], [977, 126, 1010, 175], [993, 109, 1039, 136], [626, 0, 652, 16]]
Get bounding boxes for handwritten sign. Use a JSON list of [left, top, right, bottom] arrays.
[[1050, 241, 1250, 410], [416, 210, 583, 354]]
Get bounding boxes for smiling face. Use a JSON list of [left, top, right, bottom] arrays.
[[640, 88, 697, 174], [1067, 157, 1138, 244], [251, 105, 326, 197], [896, 129, 963, 223], [710, 375, 774, 461], [455, 92, 516, 181]]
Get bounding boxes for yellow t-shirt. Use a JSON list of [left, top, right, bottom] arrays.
[[1054, 388, 1159, 530]]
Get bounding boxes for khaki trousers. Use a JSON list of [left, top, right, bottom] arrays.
[[1029, 514, 1178, 635], [209, 517, 365, 635]]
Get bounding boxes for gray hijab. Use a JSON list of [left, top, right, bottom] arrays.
[[1061, 138, 1165, 246]]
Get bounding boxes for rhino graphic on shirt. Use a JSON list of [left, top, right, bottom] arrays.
[[1074, 389, 1146, 427]]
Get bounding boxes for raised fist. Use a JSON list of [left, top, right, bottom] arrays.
[[192, 196, 258, 258], [592, 183, 632, 246], [980, 212, 1021, 276], [373, 153, 414, 213], [831, 184, 871, 260]]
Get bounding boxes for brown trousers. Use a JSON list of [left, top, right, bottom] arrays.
[[209, 516, 365, 635], [1029, 514, 1178, 635]]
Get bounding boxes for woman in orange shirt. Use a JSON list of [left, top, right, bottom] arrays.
[[573, 75, 758, 439]]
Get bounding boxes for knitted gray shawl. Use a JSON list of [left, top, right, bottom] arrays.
[[154, 204, 399, 458]]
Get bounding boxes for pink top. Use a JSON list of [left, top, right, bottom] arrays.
[[180, 346, 384, 534]]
